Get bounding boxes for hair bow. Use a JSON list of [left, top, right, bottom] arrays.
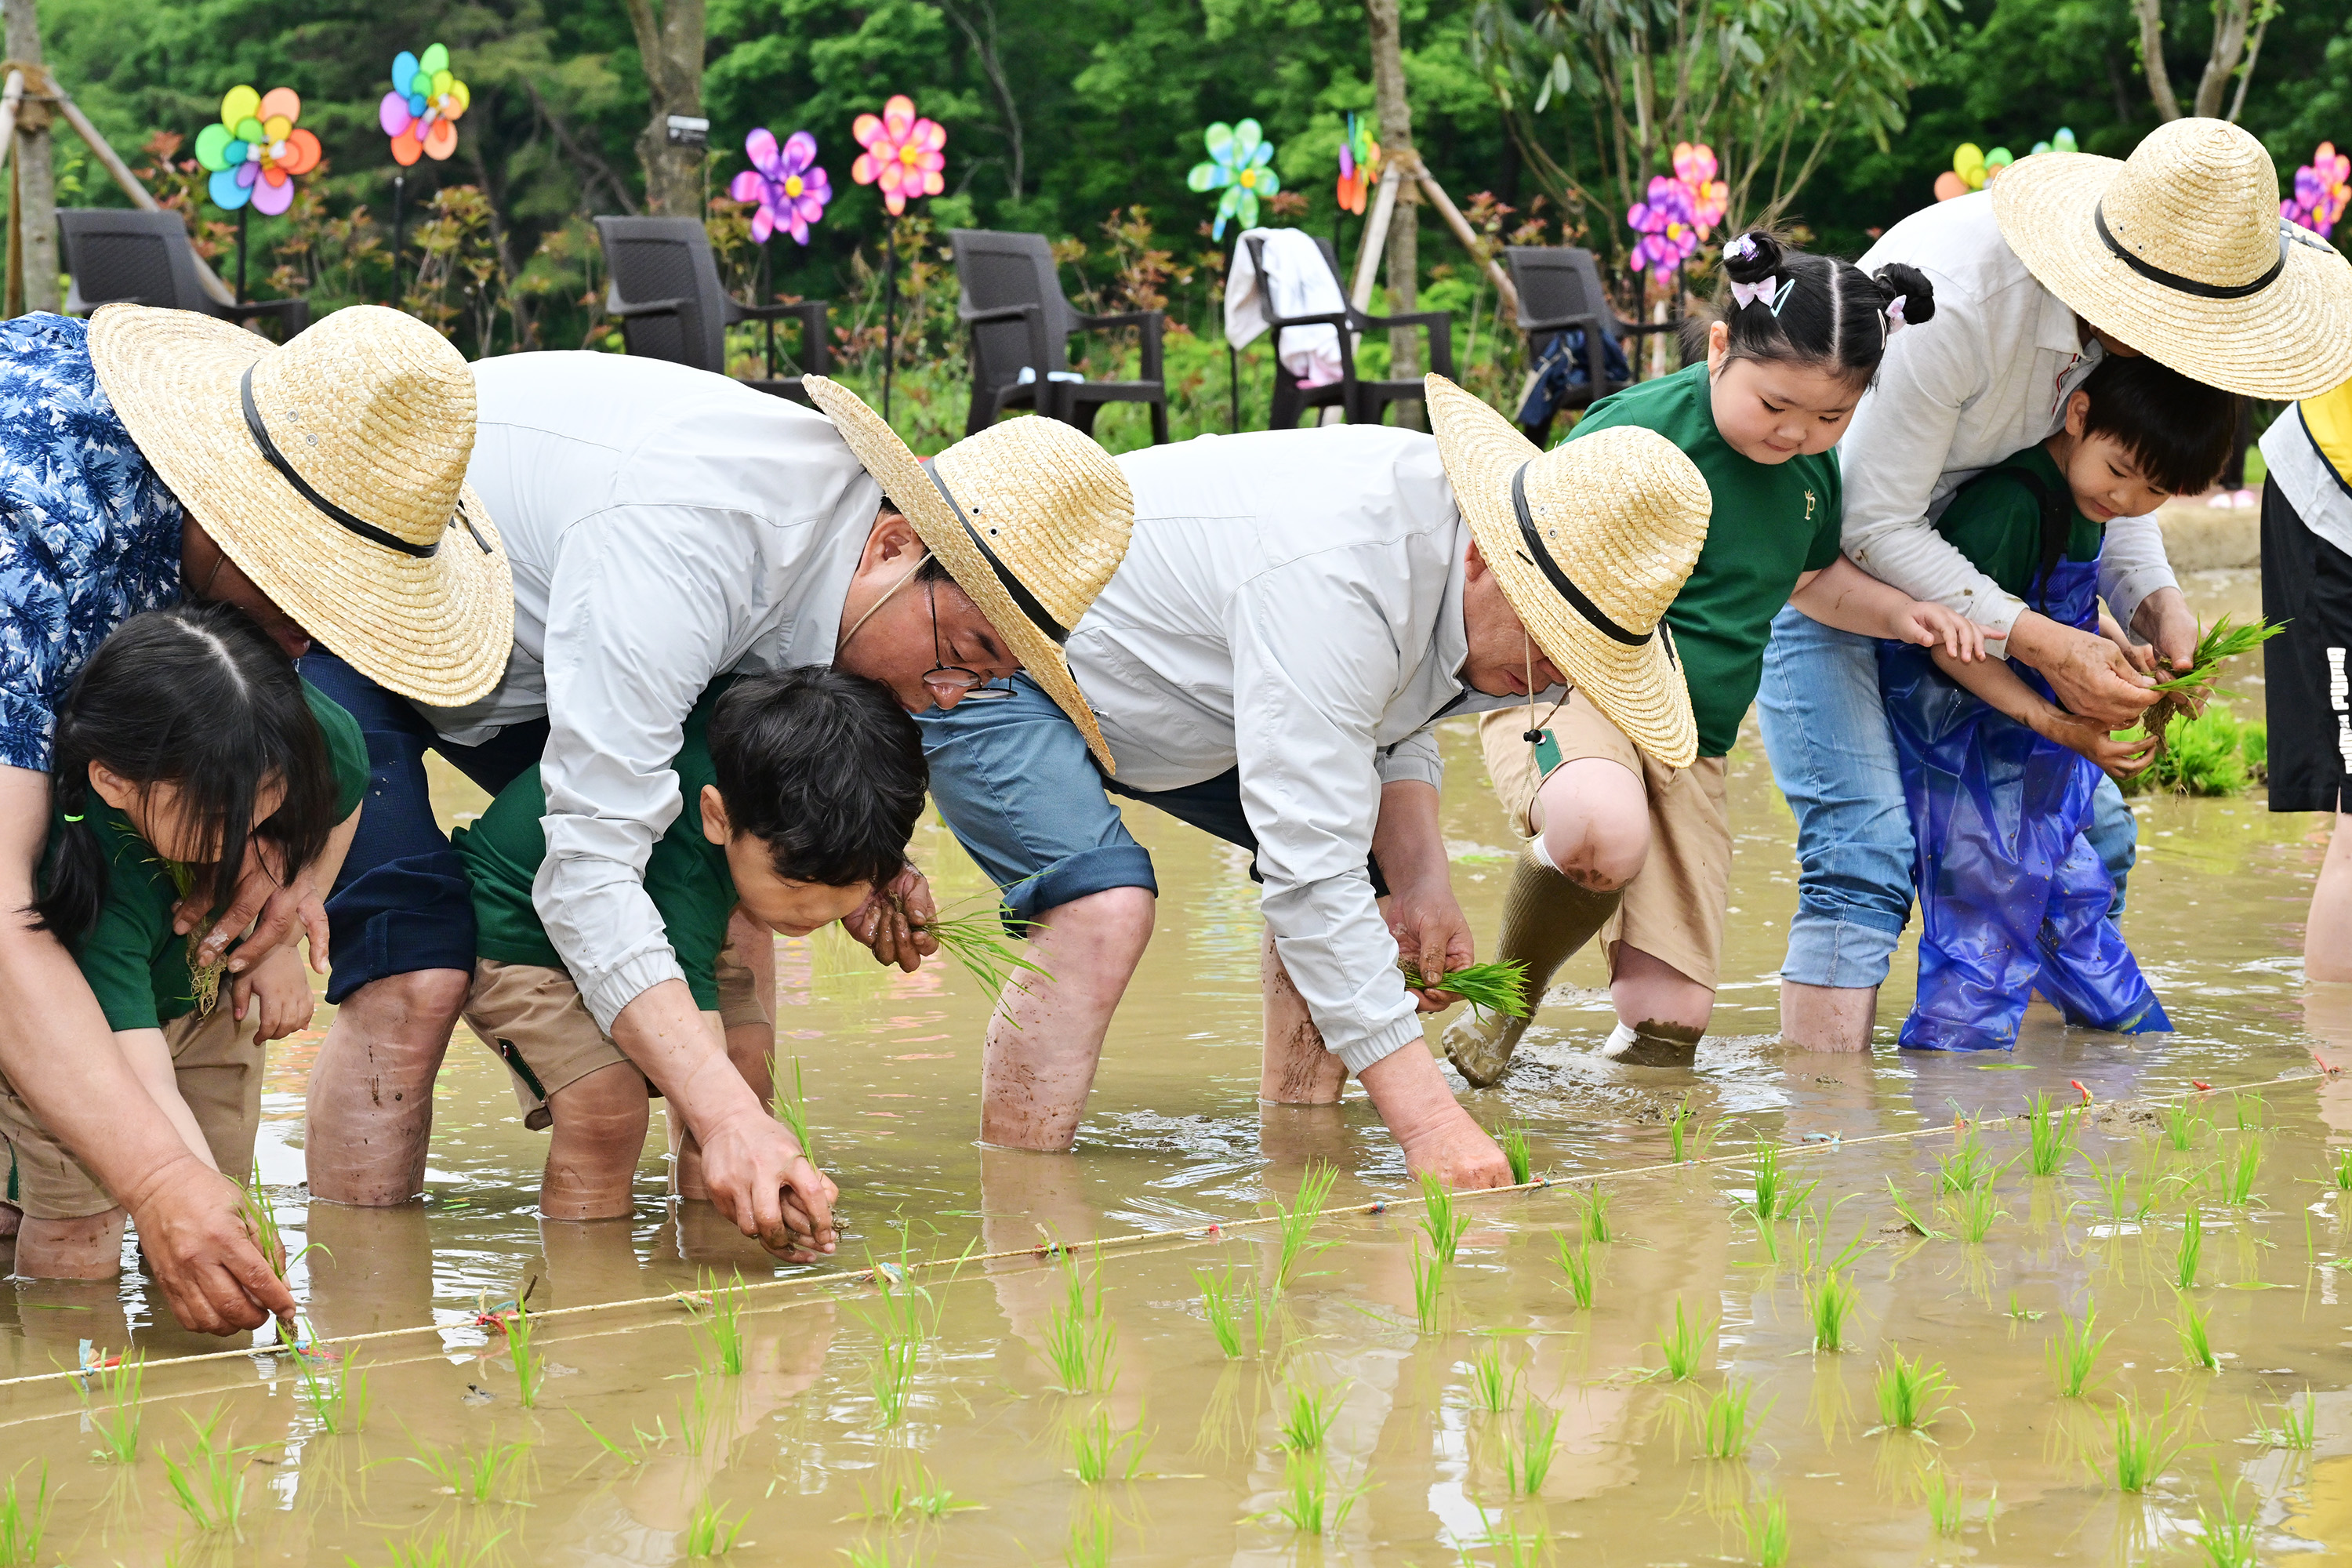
[[1882, 296, 1908, 339], [1723, 234, 1759, 262], [1728, 275, 1778, 310]]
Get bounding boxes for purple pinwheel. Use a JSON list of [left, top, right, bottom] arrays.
[[1626, 175, 1699, 273], [731, 129, 830, 245]]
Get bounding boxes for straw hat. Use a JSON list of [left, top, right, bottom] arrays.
[[800, 376, 1134, 770], [89, 303, 513, 706], [1425, 373, 1712, 769], [1991, 118, 2352, 398]]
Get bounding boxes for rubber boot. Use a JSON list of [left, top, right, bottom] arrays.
[[1597, 1018, 1704, 1067], [1443, 853, 1624, 1087]]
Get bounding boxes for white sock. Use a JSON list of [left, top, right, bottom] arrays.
[[1527, 833, 1564, 877], [1604, 1022, 1639, 1056]]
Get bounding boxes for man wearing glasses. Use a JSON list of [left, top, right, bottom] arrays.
[[292, 353, 1132, 1260]]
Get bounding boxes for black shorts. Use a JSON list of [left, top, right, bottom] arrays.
[[2260, 477, 2352, 815]]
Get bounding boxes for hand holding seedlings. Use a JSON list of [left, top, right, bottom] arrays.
[[841, 864, 942, 972]]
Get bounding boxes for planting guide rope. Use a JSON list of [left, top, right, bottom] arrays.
[[0, 1069, 2327, 1406]]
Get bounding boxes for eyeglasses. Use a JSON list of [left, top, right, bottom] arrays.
[[924, 579, 1012, 702]]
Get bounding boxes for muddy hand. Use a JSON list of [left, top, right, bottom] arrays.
[[121, 1159, 297, 1335], [844, 866, 940, 973]]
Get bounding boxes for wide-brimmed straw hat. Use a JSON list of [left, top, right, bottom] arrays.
[[89, 303, 513, 706], [801, 376, 1134, 770], [1991, 118, 2352, 399], [1425, 373, 1711, 768]]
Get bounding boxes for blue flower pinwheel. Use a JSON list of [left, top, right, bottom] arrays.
[[1188, 119, 1279, 241]]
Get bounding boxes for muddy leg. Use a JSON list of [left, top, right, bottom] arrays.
[[545, 1064, 653, 1221], [304, 969, 470, 1206], [15, 1207, 127, 1279], [1598, 944, 1713, 1067], [1260, 927, 1346, 1104], [980, 887, 1154, 1150]]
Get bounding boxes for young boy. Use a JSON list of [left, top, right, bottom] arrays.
[[1880, 354, 2235, 1050], [453, 667, 926, 1221]]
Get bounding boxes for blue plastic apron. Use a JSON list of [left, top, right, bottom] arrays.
[[1878, 554, 2170, 1051]]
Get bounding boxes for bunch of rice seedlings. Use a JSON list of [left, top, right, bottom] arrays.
[[1466, 1343, 1515, 1413], [1695, 1377, 1772, 1459], [1041, 1247, 1118, 1396], [2103, 1396, 2191, 1493], [848, 1464, 975, 1523], [2252, 1392, 2317, 1450], [1742, 1137, 1818, 1224], [2140, 615, 2287, 746], [2216, 1134, 2263, 1207], [1067, 1405, 1150, 1483], [908, 902, 1052, 1000], [1806, 1271, 1861, 1352], [382, 1533, 508, 1568], [159, 1409, 252, 1533], [684, 1499, 750, 1559], [1554, 1232, 1598, 1309], [1936, 1127, 2005, 1194], [2125, 706, 2267, 796], [2024, 1091, 2082, 1176], [405, 1432, 531, 1505], [1872, 1348, 1957, 1432], [2087, 1155, 2154, 1225], [80, 1352, 143, 1463], [289, 1341, 372, 1436], [1648, 1300, 1715, 1383], [1470, 1510, 1551, 1567], [1506, 1399, 1563, 1495], [2191, 1483, 2259, 1568], [2233, 1090, 2267, 1131], [2005, 1291, 2043, 1323], [2176, 1294, 2220, 1372], [1418, 1171, 1471, 1267], [1259, 1449, 1367, 1536], [868, 1336, 919, 1428], [1668, 1098, 1697, 1163], [1884, 1178, 1951, 1240], [1943, 1184, 2008, 1244], [2333, 1147, 2352, 1191], [2163, 1103, 2201, 1152], [1738, 1489, 1791, 1568], [505, 1294, 544, 1408], [0, 1465, 49, 1568], [677, 1372, 716, 1457], [1499, 1123, 1534, 1185], [2178, 1204, 2206, 1291], [1269, 1162, 1339, 1296], [1400, 958, 1530, 1019], [2048, 1295, 2112, 1399], [1278, 1381, 1345, 1451], [1409, 1240, 1445, 1333], [1063, 1504, 1115, 1568], [1922, 1467, 1992, 1537], [237, 1175, 327, 1279], [771, 1053, 815, 1160], [1195, 1265, 1251, 1359], [1581, 1184, 1613, 1243], [692, 1271, 750, 1376]]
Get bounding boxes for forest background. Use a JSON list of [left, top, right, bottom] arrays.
[[20, 0, 2352, 451]]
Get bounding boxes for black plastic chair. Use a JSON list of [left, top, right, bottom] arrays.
[[594, 216, 829, 405], [57, 209, 309, 339], [948, 229, 1167, 444], [1243, 233, 1454, 430], [1504, 245, 1677, 441]]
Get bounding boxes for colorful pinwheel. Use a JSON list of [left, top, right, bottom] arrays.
[[1934, 141, 2013, 202], [1337, 111, 1381, 215], [1671, 142, 1728, 239], [732, 129, 831, 245], [2031, 126, 2079, 157], [194, 85, 320, 216], [851, 95, 946, 216], [380, 44, 470, 165], [2285, 143, 2351, 240], [1626, 176, 1698, 272], [1189, 120, 1279, 241]]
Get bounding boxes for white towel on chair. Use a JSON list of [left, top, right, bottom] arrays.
[[1223, 227, 1345, 388]]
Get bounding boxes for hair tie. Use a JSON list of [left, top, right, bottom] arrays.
[[62, 814, 82, 823], [1723, 234, 1761, 263], [1882, 296, 1908, 339], [1728, 275, 1779, 311]]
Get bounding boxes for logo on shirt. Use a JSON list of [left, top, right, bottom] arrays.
[[1804, 490, 1817, 524]]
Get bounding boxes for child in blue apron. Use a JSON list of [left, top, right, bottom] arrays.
[[1881, 354, 2237, 1049]]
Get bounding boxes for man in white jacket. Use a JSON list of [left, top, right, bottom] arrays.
[[919, 378, 1712, 1184]]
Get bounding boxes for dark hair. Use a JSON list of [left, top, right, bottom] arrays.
[[1684, 229, 1936, 389], [874, 496, 956, 584], [2074, 354, 2236, 498], [708, 666, 926, 888], [33, 604, 339, 946]]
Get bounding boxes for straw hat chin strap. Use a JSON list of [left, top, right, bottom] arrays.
[[1510, 462, 1648, 648], [920, 459, 1070, 646], [2092, 203, 2313, 300], [238, 362, 490, 562], [839, 556, 925, 653]]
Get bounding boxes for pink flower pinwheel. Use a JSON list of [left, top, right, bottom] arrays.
[[731, 129, 831, 245], [1672, 142, 1728, 239], [2285, 142, 2351, 240], [851, 95, 946, 216], [193, 85, 321, 217], [1627, 176, 1698, 272]]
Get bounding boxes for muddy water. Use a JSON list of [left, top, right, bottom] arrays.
[[5, 568, 2350, 1564]]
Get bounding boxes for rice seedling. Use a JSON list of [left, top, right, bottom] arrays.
[[1196, 1265, 1250, 1359], [2024, 1090, 2082, 1176], [1506, 1399, 1563, 1496], [1258, 1448, 1368, 1536], [1063, 1503, 1115, 1568], [2005, 1290, 2043, 1322], [1269, 1161, 1339, 1296], [1806, 1270, 1860, 1352], [1694, 1377, 1772, 1459], [2231, 1089, 2267, 1132], [1554, 1232, 1597, 1309], [1668, 1098, 1696, 1163], [1402, 957, 1530, 1019], [289, 1342, 372, 1436], [684, 1499, 750, 1559], [1923, 1467, 1962, 1536], [1466, 1343, 1515, 1413], [381, 1532, 509, 1568], [2216, 1134, 2263, 1207], [0, 1465, 49, 1568], [504, 1294, 544, 1408], [2176, 1293, 2220, 1371], [1041, 1247, 1119, 1396], [405, 1433, 532, 1505], [676, 1372, 717, 1457], [79, 1351, 143, 1463], [2190, 1482, 2259, 1568], [1884, 1178, 1950, 1240], [1420, 1171, 1471, 1267], [158, 1409, 252, 1533], [1942, 1182, 2007, 1243], [2142, 615, 2285, 728], [909, 903, 1053, 1000], [1742, 1136, 1817, 1224], [1500, 1123, 1534, 1185], [1581, 1184, 1613, 1243], [2103, 1396, 2191, 1493], [1647, 1300, 1715, 1383], [1936, 1126, 2005, 1194], [237, 1175, 327, 1278], [2163, 1102, 2201, 1152], [2333, 1147, 2352, 1191], [868, 1336, 919, 1427], [2086, 1155, 2153, 1225], [2178, 1203, 2206, 1290], [1067, 1404, 1150, 1483], [1467, 1510, 1551, 1567], [2048, 1295, 2112, 1398], [693, 1270, 750, 1376], [1737, 1489, 1791, 1568], [847, 1464, 978, 1523], [2252, 1391, 2316, 1450], [1410, 1239, 1445, 1332], [1872, 1349, 1957, 1433], [1278, 1380, 1346, 1451], [771, 1052, 815, 1161]]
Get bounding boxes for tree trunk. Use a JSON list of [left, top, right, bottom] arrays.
[[1363, 0, 1421, 425], [2191, 0, 2260, 121], [2128, 0, 2183, 120], [3, 0, 56, 316], [621, 0, 707, 217]]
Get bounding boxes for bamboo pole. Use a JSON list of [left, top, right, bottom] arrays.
[[50, 81, 237, 306], [1410, 161, 1519, 322], [1348, 163, 1401, 312], [0, 68, 24, 173]]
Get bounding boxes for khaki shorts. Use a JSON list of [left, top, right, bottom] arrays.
[[0, 1004, 263, 1220], [1478, 694, 1731, 991]]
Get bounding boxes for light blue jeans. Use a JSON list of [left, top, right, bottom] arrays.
[[1755, 605, 2136, 989]]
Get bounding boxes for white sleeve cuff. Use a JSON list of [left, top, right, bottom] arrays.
[[582, 949, 689, 1035], [1335, 1011, 1427, 1076]]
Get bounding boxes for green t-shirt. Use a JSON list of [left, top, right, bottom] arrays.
[[56, 681, 370, 1033], [1932, 442, 2104, 601], [1569, 362, 1844, 757], [454, 683, 737, 1011]]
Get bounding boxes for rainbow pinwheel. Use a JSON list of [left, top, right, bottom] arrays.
[[1337, 111, 1381, 215], [380, 44, 470, 165], [1626, 176, 1698, 272], [2031, 126, 2079, 157], [2285, 142, 2351, 240], [731, 129, 830, 245], [1671, 142, 1728, 239], [851, 95, 946, 216], [1934, 141, 2013, 201], [194, 85, 320, 216], [1189, 120, 1279, 241]]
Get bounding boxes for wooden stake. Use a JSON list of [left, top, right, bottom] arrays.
[[49, 78, 237, 307], [1410, 162, 1518, 322], [0, 68, 24, 173], [1348, 164, 1401, 312]]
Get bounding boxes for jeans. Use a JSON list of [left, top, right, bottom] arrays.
[[1756, 606, 2135, 991]]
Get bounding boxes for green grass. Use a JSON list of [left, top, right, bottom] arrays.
[[2103, 1396, 2192, 1493], [1694, 1377, 1772, 1458], [1259, 1448, 1367, 1536], [684, 1499, 750, 1559], [2253, 1391, 2316, 1450], [404, 1432, 531, 1505], [1409, 1238, 1445, 1332], [1555, 1232, 1598, 1309], [2216, 1134, 2263, 1207], [1649, 1300, 1715, 1382], [2048, 1294, 2112, 1399], [693, 1270, 750, 1376], [1507, 1399, 1563, 1496], [2234, 1091, 2267, 1132], [1068, 1404, 1149, 1483], [1806, 1270, 1860, 1352], [0, 1465, 49, 1568], [1742, 1137, 1817, 1223], [1499, 1123, 1533, 1185], [1738, 1489, 1791, 1568], [1419, 1171, 1472, 1266], [1402, 957, 1530, 1018], [1041, 1247, 1119, 1396], [2176, 1293, 2220, 1371], [79, 1351, 143, 1462], [1873, 1349, 1957, 1432], [2191, 1483, 2259, 1568], [1196, 1265, 1250, 1359], [2024, 1091, 2082, 1176], [1270, 1162, 1340, 1296], [2178, 1204, 2206, 1290], [1466, 1343, 1515, 1413], [1581, 1184, 1613, 1243], [1279, 1380, 1346, 1452], [379, 1531, 510, 1568]]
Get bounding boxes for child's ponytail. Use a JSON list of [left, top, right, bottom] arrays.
[[1686, 228, 1938, 388], [33, 766, 112, 950]]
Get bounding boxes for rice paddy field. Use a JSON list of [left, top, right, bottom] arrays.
[[3, 568, 2350, 1566]]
